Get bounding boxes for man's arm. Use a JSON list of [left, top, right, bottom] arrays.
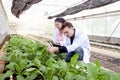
[[66, 33, 87, 53], [47, 47, 59, 53], [47, 46, 68, 53]]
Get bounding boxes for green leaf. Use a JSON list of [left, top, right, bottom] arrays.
[[58, 60, 67, 69], [86, 63, 97, 80], [17, 75, 26, 80], [25, 73, 38, 80], [70, 54, 78, 67], [5, 62, 16, 71], [52, 76, 59, 80], [25, 68, 36, 72], [0, 71, 13, 80], [33, 57, 41, 67], [39, 65, 47, 73], [73, 75, 87, 80], [65, 72, 73, 80], [95, 60, 100, 68], [45, 68, 54, 80]]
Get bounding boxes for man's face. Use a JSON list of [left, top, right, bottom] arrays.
[[62, 26, 73, 38]]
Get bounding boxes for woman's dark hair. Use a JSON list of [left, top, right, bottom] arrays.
[[55, 18, 66, 24], [61, 22, 73, 30]]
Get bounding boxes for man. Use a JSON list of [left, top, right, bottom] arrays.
[[48, 22, 90, 63]]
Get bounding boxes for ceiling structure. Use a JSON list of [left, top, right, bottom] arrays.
[[48, 0, 120, 19], [1, 0, 120, 36], [11, 0, 120, 18]]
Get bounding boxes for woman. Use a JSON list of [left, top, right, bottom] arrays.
[[52, 18, 67, 46]]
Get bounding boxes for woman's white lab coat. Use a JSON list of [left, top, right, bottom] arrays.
[[52, 28, 67, 46]]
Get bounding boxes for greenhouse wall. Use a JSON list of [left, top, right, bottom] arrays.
[[0, 0, 9, 46], [68, 11, 120, 45]]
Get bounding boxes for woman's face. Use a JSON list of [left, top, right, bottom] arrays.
[[55, 21, 62, 30]]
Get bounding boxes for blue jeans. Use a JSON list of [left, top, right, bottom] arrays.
[[65, 47, 84, 62]]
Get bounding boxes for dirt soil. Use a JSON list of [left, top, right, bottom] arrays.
[[90, 52, 120, 73]]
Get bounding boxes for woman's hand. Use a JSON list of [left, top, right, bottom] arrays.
[[56, 42, 60, 45], [47, 47, 59, 53]]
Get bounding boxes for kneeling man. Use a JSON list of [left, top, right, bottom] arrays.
[[48, 22, 90, 63]]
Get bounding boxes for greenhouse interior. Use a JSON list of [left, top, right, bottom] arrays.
[[0, 0, 120, 80]]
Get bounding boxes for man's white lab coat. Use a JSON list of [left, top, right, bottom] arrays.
[[53, 28, 91, 63]]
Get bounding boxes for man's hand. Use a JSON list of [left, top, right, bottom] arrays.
[[54, 41, 60, 45], [47, 47, 59, 53], [56, 42, 60, 45]]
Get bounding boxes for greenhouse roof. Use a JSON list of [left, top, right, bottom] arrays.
[[2, 0, 120, 19]]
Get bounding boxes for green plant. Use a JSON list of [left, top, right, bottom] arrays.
[[0, 35, 120, 80]]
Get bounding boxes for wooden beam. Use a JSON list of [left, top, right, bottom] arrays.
[[0, 35, 10, 51]]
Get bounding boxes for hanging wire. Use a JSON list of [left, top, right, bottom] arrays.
[[103, 6, 108, 39], [88, 0, 94, 38], [107, 21, 120, 41]]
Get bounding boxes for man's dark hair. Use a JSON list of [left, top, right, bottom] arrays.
[[55, 18, 66, 24], [61, 22, 73, 30]]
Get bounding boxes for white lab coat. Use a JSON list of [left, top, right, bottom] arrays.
[[52, 28, 67, 46], [53, 28, 91, 63], [64, 29, 91, 63]]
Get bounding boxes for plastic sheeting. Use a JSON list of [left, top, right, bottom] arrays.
[[2, 0, 120, 36], [0, 1, 9, 44]]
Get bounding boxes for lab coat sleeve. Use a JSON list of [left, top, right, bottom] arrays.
[[59, 35, 67, 46], [52, 29, 57, 43], [66, 33, 87, 53]]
